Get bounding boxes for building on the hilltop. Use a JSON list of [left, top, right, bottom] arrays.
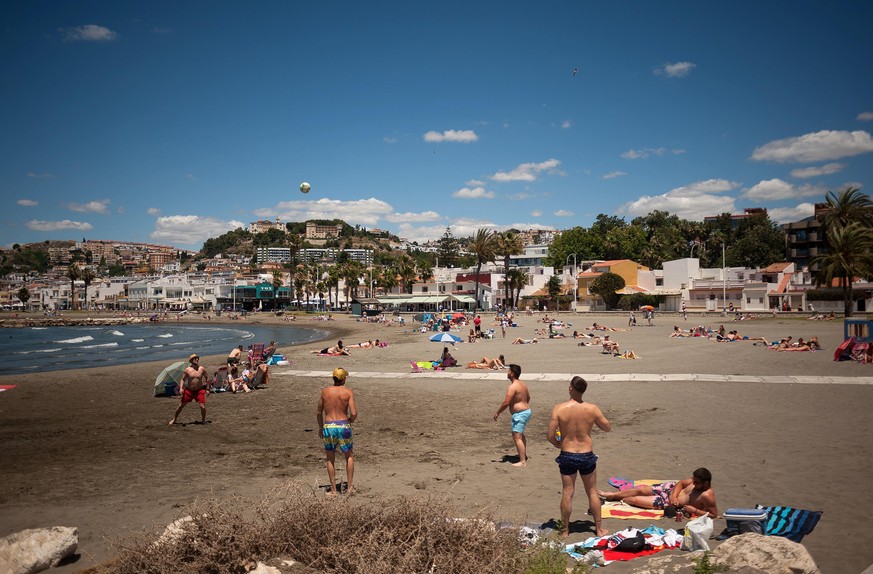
[[249, 218, 285, 234], [305, 222, 343, 240], [256, 246, 292, 264], [298, 247, 373, 266]]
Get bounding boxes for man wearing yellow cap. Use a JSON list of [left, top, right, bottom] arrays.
[[316, 368, 358, 495]]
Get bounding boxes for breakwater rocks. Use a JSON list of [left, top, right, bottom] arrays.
[[0, 316, 152, 328]]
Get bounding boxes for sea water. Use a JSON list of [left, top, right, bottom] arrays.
[[0, 323, 326, 374]]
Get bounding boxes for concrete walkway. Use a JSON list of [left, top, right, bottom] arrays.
[[275, 370, 873, 385]]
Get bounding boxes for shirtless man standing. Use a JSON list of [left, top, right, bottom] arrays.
[[547, 376, 611, 537], [169, 354, 209, 426], [599, 468, 718, 519], [493, 364, 531, 467], [316, 368, 358, 495]]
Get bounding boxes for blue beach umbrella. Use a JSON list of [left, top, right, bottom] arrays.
[[429, 333, 462, 343], [154, 361, 186, 397]]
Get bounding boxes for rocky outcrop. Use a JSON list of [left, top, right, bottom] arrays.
[[0, 526, 78, 574], [628, 533, 818, 574]]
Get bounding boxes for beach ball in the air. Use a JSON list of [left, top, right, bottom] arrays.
[[300, 182, 311, 194]]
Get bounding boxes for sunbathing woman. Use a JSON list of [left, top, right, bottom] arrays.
[[511, 337, 538, 345], [310, 340, 351, 356], [466, 355, 507, 369]]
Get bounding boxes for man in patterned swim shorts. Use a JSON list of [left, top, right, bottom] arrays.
[[317, 368, 358, 495], [598, 468, 718, 520]]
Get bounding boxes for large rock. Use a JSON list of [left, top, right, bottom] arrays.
[[628, 534, 818, 574], [0, 526, 79, 574], [712, 533, 819, 574]]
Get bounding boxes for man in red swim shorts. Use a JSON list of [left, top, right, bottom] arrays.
[[169, 354, 209, 426]]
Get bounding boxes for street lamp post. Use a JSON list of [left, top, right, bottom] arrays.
[[722, 243, 727, 315], [566, 254, 578, 311]]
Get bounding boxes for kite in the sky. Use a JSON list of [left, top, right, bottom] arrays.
[[572, 67, 579, 76]]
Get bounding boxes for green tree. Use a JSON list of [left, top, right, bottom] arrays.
[[469, 229, 497, 310], [817, 187, 873, 231], [272, 270, 284, 310], [589, 272, 626, 310], [810, 223, 873, 317], [17, 286, 30, 309], [544, 226, 599, 267], [546, 275, 562, 311], [436, 227, 459, 268], [494, 231, 524, 309], [728, 213, 785, 268], [506, 268, 529, 309]]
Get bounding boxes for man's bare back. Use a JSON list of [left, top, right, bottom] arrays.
[[318, 386, 357, 423], [549, 399, 610, 452]]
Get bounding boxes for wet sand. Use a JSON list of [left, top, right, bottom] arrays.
[[1, 312, 871, 573]]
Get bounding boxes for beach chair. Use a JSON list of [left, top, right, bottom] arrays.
[[250, 343, 265, 367], [248, 365, 268, 389], [211, 366, 230, 392]]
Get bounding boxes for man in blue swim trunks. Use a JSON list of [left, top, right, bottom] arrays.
[[493, 364, 531, 467], [316, 368, 358, 495], [548, 376, 612, 537]]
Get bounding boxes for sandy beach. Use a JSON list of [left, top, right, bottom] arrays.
[[1, 311, 871, 573]]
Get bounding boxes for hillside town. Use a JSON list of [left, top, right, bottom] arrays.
[[2, 198, 871, 317]]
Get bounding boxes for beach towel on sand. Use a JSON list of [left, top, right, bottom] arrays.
[[756, 505, 823, 542], [601, 501, 664, 520]]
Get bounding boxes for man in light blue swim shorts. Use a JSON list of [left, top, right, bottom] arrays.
[[493, 364, 531, 467], [317, 368, 358, 495]]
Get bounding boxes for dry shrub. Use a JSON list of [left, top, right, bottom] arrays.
[[96, 483, 574, 574]]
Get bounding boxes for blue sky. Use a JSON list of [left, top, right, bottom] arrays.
[[3, 1, 873, 250]]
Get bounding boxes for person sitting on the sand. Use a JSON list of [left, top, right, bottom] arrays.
[[602, 335, 620, 355], [311, 340, 351, 356], [808, 336, 822, 351], [467, 329, 477, 343], [229, 366, 250, 393], [599, 468, 718, 520], [467, 355, 506, 369], [511, 337, 538, 345], [439, 346, 458, 367]]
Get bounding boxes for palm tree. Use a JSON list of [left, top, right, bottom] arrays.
[[397, 256, 417, 294], [324, 267, 340, 309], [817, 187, 873, 232], [67, 264, 80, 310], [494, 231, 524, 309], [271, 270, 283, 310], [80, 267, 96, 310], [810, 223, 873, 317], [469, 228, 497, 310], [506, 268, 530, 309]]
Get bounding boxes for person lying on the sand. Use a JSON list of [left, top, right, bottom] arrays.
[[599, 468, 718, 520], [310, 340, 351, 356], [347, 339, 379, 349], [670, 325, 691, 337], [511, 337, 538, 345], [466, 355, 506, 369]]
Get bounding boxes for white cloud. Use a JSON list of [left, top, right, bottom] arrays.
[[423, 130, 478, 143], [561, 120, 572, 129], [655, 61, 696, 78], [27, 172, 54, 178], [768, 203, 816, 224], [492, 159, 561, 182], [741, 179, 825, 201], [383, 136, 398, 143], [619, 179, 739, 220], [150, 215, 245, 248], [384, 210, 441, 223], [554, 209, 575, 217], [26, 219, 93, 232], [790, 163, 845, 178], [508, 192, 535, 200], [621, 147, 685, 159], [255, 197, 394, 227], [531, 210, 543, 217], [17, 199, 38, 207], [147, 207, 161, 216], [68, 200, 110, 213], [466, 179, 486, 186], [453, 187, 495, 199], [857, 112, 873, 122], [602, 171, 627, 179], [751, 130, 873, 163], [61, 24, 118, 42]]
